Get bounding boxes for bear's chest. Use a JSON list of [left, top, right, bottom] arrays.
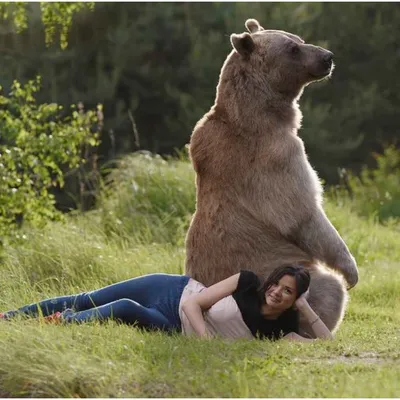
[[232, 134, 305, 176], [230, 135, 320, 196]]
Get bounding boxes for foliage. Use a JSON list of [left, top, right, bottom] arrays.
[[0, 2, 94, 49], [332, 146, 400, 222], [0, 2, 28, 32], [0, 156, 399, 397], [0, 77, 100, 239], [40, 2, 95, 49]]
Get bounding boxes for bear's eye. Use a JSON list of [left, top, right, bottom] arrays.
[[290, 44, 300, 56]]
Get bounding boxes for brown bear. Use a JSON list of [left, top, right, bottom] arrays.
[[184, 18, 358, 337]]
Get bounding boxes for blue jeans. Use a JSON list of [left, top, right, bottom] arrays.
[[4, 274, 190, 332]]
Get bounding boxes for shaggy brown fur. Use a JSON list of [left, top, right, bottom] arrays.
[[185, 19, 358, 337]]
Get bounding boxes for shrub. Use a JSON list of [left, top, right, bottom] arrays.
[[0, 77, 100, 241], [331, 145, 400, 222]]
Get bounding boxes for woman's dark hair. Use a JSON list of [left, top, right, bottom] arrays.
[[258, 264, 311, 303]]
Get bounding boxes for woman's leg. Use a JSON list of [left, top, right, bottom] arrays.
[[71, 273, 189, 313], [2, 293, 89, 319], [3, 273, 189, 324], [61, 298, 175, 331]]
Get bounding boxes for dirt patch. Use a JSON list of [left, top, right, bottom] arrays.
[[294, 352, 397, 365]]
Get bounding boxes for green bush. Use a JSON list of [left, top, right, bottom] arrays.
[[332, 146, 400, 222], [0, 77, 100, 240]]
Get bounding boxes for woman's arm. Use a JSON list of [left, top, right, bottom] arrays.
[[284, 291, 334, 341], [181, 273, 241, 338]]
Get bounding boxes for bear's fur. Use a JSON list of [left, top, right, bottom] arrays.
[[185, 19, 358, 336]]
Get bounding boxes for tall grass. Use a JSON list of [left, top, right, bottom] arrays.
[[0, 152, 399, 397], [99, 152, 195, 246]]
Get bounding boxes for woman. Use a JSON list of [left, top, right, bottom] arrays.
[[0, 264, 333, 341]]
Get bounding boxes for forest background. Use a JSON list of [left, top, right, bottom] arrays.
[[0, 2, 399, 223]]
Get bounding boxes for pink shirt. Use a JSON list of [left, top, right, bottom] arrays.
[[178, 278, 254, 339]]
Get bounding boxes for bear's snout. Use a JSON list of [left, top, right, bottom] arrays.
[[303, 45, 334, 81], [308, 48, 334, 80], [322, 51, 334, 67], [318, 49, 334, 74]]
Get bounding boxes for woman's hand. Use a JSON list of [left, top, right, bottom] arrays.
[[294, 288, 310, 310], [294, 288, 333, 340]]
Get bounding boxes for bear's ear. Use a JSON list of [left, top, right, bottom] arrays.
[[230, 33, 255, 58], [245, 19, 264, 33]]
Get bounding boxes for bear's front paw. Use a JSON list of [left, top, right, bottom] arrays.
[[342, 261, 359, 289]]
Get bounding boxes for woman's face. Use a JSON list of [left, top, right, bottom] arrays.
[[265, 274, 297, 313]]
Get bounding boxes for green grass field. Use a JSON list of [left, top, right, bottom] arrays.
[[0, 153, 399, 397]]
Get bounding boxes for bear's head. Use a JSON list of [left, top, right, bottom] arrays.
[[229, 19, 334, 99]]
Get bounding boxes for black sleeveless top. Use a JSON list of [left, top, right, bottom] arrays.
[[232, 270, 299, 340]]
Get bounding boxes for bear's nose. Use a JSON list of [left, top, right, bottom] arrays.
[[323, 51, 334, 64]]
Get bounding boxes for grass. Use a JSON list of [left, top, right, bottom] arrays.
[[0, 152, 399, 397]]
